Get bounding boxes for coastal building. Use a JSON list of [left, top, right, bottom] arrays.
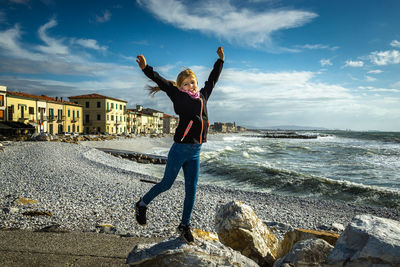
[[4, 90, 83, 134], [141, 108, 164, 134], [163, 114, 178, 134], [127, 105, 164, 134], [64, 102, 83, 134], [126, 109, 140, 134], [69, 94, 127, 134], [0, 86, 6, 122], [6, 91, 38, 127]]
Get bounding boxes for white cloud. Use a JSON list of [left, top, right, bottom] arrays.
[[36, 18, 69, 55], [96, 10, 112, 23], [365, 75, 376, 82], [369, 50, 400, 65], [367, 70, 383, 74], [390, 40, 400, 48], [137, 0, 318, 48], [72, 38, 107, 51], [320, 59, 332, 66], [344, 60, 364, 67], [296, 44, 339, 51]]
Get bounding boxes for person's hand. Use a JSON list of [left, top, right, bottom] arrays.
[[217, 46, 224, 61], [136, 55, 147, 70]]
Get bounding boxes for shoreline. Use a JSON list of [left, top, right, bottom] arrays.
[[1, 140, 399, 241]]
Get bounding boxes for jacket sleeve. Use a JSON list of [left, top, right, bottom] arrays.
[[142, 65, 180, 100], [200, 59, 224, 100]]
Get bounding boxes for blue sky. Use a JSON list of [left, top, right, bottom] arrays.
[[1, 0, 400, 131]]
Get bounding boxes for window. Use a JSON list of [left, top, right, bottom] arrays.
[[97, 101, 101, 108], [107, 102, 109, 110], [111, 115, 114, 120], [72, 110, 75, 120], [77, 110, 79, 118], [97, 114, 101, 120], [0, 110, 3, 120], [116, 104, 118, 110], [49, 108, 54, 119], [68, 109, 70, 117], [120, 104, 122, 110], [68, 125, 71, 132], [29, 107, 34, 114], [111, 103, 114, 108], [85, 102, 89, 108], [77, 126, 79, 132], [0, 95, 4, 106], [85, 114, 90, 123]]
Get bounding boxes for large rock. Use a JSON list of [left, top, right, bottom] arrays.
[[277, 228, 339, 259], [30, 132, 52, 141], [126, 234, 259, 266], [274, 238, 333, 267], [326, 214, 400, 267], [215, 200, 279, 266]]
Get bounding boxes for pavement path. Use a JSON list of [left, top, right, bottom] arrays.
[[0, 229, 162, 266]]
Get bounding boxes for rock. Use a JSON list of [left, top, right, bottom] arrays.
[[277, 228, 339, 259], [30, 132, 53, 141], [14, 197, 39, 205], [95, 223, 117, 234], [126, 234, 259, 267], [35, 224, 68, 233], [326, 214, 400, 267], [22, 210, 52, 217], [215, 200, 279, 266], [274, 238, 334, 267]]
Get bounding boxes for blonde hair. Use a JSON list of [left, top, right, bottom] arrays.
[[147, 68, 197, 96]]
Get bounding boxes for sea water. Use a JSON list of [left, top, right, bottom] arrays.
[[135, 131, 400, 210]]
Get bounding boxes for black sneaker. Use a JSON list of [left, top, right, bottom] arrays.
[[135, 199, 147, 225], [177, 224, 194, 243]]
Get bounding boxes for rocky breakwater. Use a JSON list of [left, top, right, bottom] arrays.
[[29, 132, 120, 143], [126, 200, 400, 267]]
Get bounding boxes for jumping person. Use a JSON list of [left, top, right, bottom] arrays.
[[135, 47, 224, 243]]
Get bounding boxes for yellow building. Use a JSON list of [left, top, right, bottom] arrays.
[[6, 91, 37, 125], [0, 86, 6, 121], [64, 102, 83, 134], [69, 94, 127, 134], [5, 91, 83, 134]]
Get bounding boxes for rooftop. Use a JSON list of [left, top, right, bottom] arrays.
[[7, 91, 81, 106], [69, 93, 127, 103]]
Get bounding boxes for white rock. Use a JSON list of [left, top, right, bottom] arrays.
[[326, 214, 400, 267], [215, 200, 279, 266], [126, 236, 259, 266], [274, 238, 333, 267]]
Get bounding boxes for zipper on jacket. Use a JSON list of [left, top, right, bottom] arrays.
[[180, 120, 193, 142], [199, 98, 204, 144]]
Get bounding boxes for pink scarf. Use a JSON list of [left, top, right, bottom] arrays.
[[180, 89, 200, 99]]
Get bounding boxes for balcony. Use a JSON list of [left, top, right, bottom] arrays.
[[71, 117, 78, 122], [48, 116, 56, 122], [106, 108, 113, 112], [57, 116, 66, 122]]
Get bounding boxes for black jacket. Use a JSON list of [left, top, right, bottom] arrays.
[[143, 58, 224, 144]]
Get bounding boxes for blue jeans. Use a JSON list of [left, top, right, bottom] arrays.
[[142, 142, 202, 226]]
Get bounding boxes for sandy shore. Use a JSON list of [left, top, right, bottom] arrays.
[[1, 138, 399, 241]]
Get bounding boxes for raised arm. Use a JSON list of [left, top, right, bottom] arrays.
[[200, 47, 224, 100], [137, 54, 179, 99], [136, 55, 147, 70]]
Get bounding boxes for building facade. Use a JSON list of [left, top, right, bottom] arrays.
[[69, 94, 127, 134], [4, 90, 83, 134], [0, 86, 6, 122], [163, 114, 178, 134]]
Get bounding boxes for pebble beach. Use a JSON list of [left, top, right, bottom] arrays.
[[1, 138, 400, 240]]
